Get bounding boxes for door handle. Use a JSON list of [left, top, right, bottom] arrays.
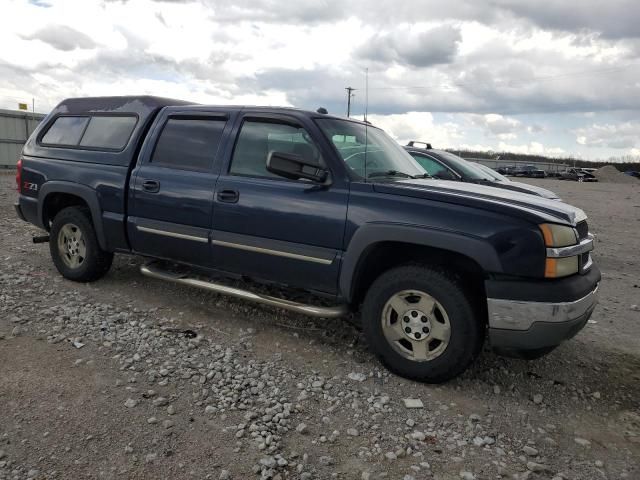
[[142, 180, 160, 193], [217, 189, 239, 203]]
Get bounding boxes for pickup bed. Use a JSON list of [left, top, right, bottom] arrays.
[[15, 96, 600, 382]]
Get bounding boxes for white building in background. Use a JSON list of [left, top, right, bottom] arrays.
[[463, 157, 569, 174]]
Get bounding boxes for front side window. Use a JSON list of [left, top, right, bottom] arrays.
[[151, 117, 226, 171], [230, 120, 322, 178], [430, 151, 487, 180], [316, 118, 424, 179]]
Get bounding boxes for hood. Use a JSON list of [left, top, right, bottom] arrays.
[[493, 180, 560, 200], [374, 179, 586, 225]]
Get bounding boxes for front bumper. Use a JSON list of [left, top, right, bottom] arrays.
[[486, 267, 600, 352]]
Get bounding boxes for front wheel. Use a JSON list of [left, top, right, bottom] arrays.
[[362, 265, 484, 383], [49, 206, 113, 282]]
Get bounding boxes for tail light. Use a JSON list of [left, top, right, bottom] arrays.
[[16, 158, 22, 193]]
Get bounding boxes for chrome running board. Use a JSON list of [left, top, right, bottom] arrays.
[[140, 263, 349, 319]]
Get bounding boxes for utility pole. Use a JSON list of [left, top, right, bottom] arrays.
[[345, 87, 355, 117]]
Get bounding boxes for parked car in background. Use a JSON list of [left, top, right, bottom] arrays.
[[560, 168, 598, 182], [513, 165, 546, 178], [403, 144, 560, 200], [624, 170, 639, 178], [496, 165, 517, 175], [473, 164, 561, 200]]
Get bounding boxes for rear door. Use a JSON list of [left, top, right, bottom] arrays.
[[210, 112, 349, 294], [127, 108, 232, 266]]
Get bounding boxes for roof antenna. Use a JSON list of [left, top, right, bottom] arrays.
[[364, 68, 369, 123], [363, 67, 369, 182]]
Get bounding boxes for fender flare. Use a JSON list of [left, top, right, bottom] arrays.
[[38, 181, 108, 250], [339, 223, 502, 302]]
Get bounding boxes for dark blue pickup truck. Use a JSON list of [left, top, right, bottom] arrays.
[[14, 96, 600, 382]]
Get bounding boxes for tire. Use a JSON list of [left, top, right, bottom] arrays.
[[49, 206, 113, 282], [361, 265, 484, 383]]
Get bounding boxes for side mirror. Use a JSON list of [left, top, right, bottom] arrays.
[[266, 151, 329, 184]]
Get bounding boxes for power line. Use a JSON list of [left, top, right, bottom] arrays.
[[360, 62, 640, 92]]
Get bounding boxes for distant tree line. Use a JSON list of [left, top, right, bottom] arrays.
[[448, 149, 640, 172]]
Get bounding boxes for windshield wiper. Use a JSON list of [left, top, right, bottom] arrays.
[[367, 170, 415, 179], [412, 173, 432, 179]]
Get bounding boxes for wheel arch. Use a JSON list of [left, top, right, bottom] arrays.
[[340, 224, 500, 309], [39, 182, 107, 250]]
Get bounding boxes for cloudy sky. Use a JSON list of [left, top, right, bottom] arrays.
[[2, 0, 640, 161]]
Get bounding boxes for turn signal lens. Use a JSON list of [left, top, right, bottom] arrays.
[[541, 224, 580, 278], [545, 256, 579, 278], [539, 223, 577, 247]]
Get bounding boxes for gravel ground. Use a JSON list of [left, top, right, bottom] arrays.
[[1, 174, 639, 480]]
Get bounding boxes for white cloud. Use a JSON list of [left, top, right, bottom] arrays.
[[573, 122, 640, 149], [356, 25, 462, 67], [0, 0, 639, 160], [366, 112, 463, 147], [497, 141, 565, 156], [470, 113, 522, 137], [20, 25, 96, 51]]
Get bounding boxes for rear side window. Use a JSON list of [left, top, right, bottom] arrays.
[[80, 116, 137, 149], [41, 115, 137, 150], [41, 116, 89, 146], [151, 117, 226, 171]]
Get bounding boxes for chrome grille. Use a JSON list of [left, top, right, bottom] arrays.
[[576, 220, 589, 240], [577, 221, 592, 273]]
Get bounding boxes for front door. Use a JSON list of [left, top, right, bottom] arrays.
[[127, 110, 231, 266], [211, 114, 349, 294]]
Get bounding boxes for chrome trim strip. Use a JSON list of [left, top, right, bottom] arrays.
[[140, 263, 348, 318], [136, 225, 209, 243], [487, 284, 599, 331], [211, 239, 333, 265], [546, 234, 594, 258]]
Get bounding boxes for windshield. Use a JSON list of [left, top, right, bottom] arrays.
[[475, 163, 510, 182], [432, 151, 493, 181], [316, 118, 425, 179]]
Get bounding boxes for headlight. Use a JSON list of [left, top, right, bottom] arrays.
[[539, 223, 579, 278], [539, 223, 577, 247]]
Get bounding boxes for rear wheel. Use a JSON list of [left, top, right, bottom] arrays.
[[50, 206, 113, 282], [362, 265, 484, 383]]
